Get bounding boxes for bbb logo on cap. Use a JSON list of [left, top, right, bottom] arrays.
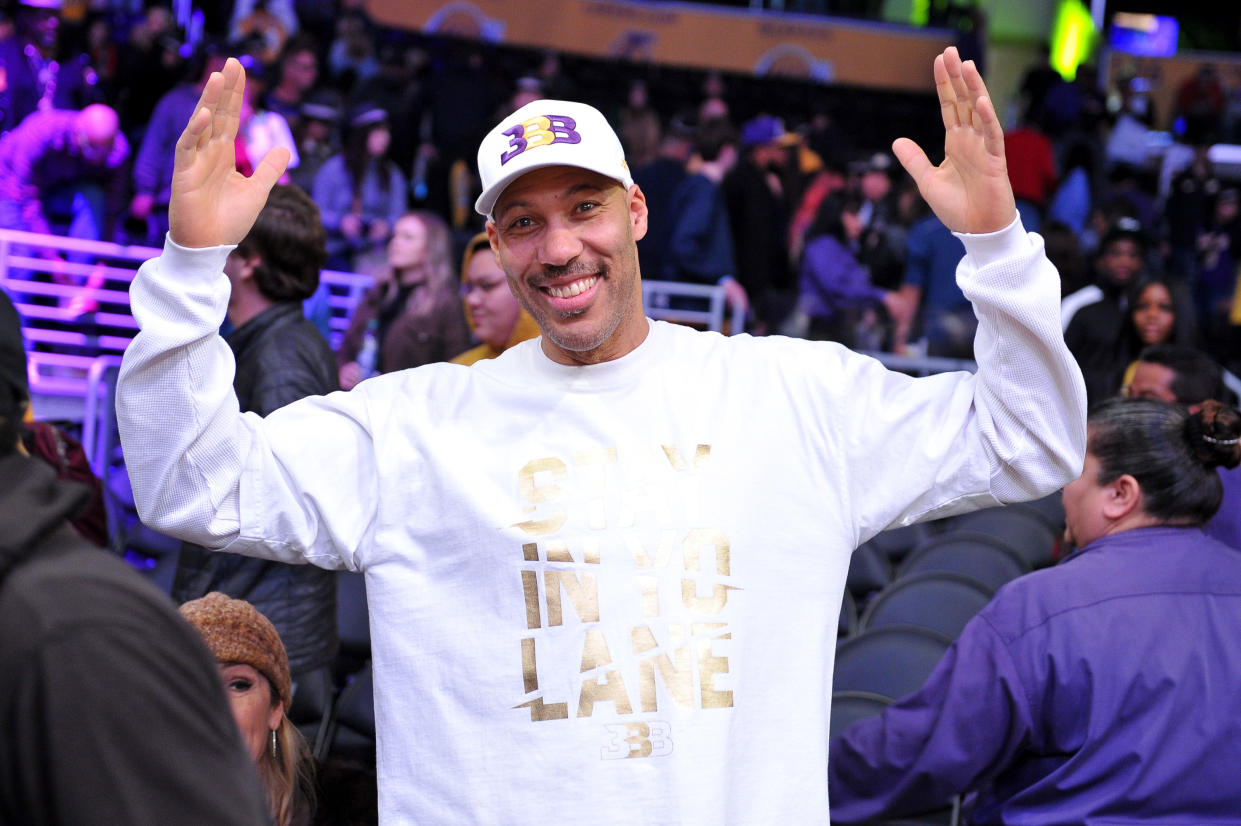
[[500, 115, 582, 165]]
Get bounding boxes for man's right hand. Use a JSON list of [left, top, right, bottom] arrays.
[[169, 57, 289, 249]]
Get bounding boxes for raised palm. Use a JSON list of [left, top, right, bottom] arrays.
[[169, 58, 289, 249], [892, 47, 1016, 235]]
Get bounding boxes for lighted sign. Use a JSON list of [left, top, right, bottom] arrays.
[[1109, 12, 1179, 57]]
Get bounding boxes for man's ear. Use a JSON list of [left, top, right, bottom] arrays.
[[628, 183, 648, 242], [236, 253, 262, 283], [1102, 473, 1143, 521], [486, 221, 500, 256]]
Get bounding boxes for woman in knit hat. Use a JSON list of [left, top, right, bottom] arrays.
[[181, 591, 315, 826]]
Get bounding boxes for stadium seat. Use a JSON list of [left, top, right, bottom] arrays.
[[325, 660, 376, 765], [859, 572, 993, 639], [336, 570, 371, 680], [840, 588, 858, 639], [864, 521, 934, 562], [950, 505, 1059, 569], [832, 625, 953, 701], [847, 541, 893, 598], [830, 690, 892, 740], [895, 531, 1030, 593]]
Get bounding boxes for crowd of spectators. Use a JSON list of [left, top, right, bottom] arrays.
[[5, 0, 1241, 396], [6, 2, 1241, 821]]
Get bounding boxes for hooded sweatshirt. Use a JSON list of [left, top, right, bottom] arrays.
[[0, 455, 269, 825]]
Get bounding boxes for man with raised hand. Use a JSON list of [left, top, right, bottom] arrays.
[[118, 50, 1085, 824]]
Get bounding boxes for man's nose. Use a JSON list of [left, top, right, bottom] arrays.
[[539, 223, 583, 267]]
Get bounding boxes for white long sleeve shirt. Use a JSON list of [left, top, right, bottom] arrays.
[[118, 217, 1086, 825]]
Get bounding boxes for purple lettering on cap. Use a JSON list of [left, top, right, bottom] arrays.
[[499, 115, 582, 165]]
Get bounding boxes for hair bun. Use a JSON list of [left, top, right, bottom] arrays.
[[1187, 400, 1241, 470]]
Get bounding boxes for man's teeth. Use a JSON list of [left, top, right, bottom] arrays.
[[545, 276, 598, 298]]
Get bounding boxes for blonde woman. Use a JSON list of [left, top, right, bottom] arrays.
[[337, 210, 470, 388]]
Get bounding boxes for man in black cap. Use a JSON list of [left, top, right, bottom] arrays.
[[1062, 215, 1149, 404], [722, 114, 797, 332]]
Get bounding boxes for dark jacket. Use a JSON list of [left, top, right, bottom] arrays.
[[664, 172, 736, 284], [0, 455, 268, 825], [1063, 284, 1131, 408], [228, 301, 338, 418], [173, 301, 340, 675], [721, 157, 791, 325], [338, 280, 471, 375]]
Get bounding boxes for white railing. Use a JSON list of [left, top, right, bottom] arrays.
[[1, 228, 373, 418], [643, 278, 747, 335]]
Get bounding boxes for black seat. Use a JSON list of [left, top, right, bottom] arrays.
[[859, 572, 993, 640], [325, 660, 376, 765], [839, 588, 858, 639], [951, 506, 1059, 569], [830, 690, 892, 740], [288, 664, 337, 761], [864, 522, 934, 563], [335, 570, 371, 680], [895, 531, 1030, 593], [832, 625, 953, 701], [1017, 492, 1067, 534], [847, 541, 893, 598]]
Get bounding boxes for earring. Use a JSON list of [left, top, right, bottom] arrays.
[[270, 728, 278, 759]]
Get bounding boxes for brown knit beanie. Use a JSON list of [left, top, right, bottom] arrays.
[[179, 592, 292, 709]]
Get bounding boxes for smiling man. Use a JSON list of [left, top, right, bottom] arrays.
[[117, 50, 1086, 825]]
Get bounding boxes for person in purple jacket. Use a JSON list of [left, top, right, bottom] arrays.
[[787, 191, 901, 349], [830, 395, 1241, 825]]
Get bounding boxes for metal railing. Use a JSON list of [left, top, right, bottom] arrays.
[[642, 278, 747, 335], [6, 228, 1002, 425], [1, 228, 373, 418]]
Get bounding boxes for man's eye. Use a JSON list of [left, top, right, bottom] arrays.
[[507, 216, 533, 231], [229, 678, 253, 692], [576, 201, 598, 213]]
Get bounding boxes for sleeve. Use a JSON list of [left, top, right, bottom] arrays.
[[313, 156, 348, 232], [6, 620, 271, 825], [804, 239, 887, 308], [102, 133, 131, 241], [386, 164, 408, 226], [666, 180, 718, 282], [901, 220, 931, 290], [132, 101, 173, 196], [116, 238, 381, 569], [822, 216, 1087, 539], [828, 616, 1035, 823], [436, 291, 474, 362], [7, 120, 52, 236]]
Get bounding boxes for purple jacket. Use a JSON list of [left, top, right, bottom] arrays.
[[798, 234, 886, 321], [0, 109, 129, 237], [830, 526, 1241, 825], [1205, 465, 1241, 551]]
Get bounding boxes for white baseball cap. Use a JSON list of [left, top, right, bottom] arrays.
[[475, 99, 633, 219]]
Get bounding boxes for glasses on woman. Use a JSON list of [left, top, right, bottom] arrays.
[[461, 279, 507, 298]]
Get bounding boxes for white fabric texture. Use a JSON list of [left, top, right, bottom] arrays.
[[117, 217, 1086, 825]]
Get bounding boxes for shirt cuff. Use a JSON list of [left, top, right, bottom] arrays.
[[953, 214, 1030, 270], [160, 234, 236, 283]]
